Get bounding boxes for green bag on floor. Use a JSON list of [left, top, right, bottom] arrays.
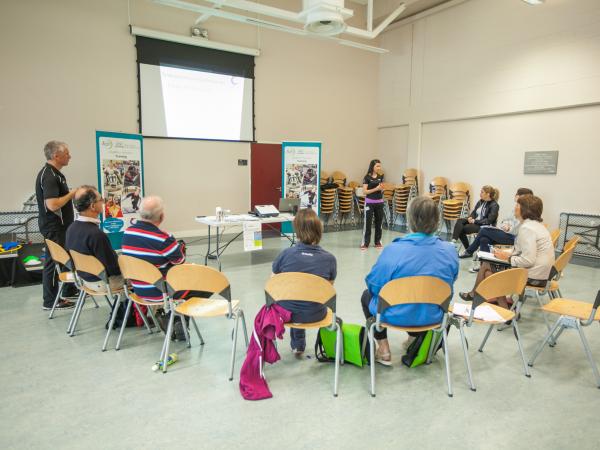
[[401, 330, 433, 368], [314, 322, 368, 367]]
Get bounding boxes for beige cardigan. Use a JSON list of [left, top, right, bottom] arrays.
[[510, 219, 555, 281]]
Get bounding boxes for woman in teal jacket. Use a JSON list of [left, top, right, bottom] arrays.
[[361, 196, 459, 365]]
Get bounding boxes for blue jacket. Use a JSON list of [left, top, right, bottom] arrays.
[[366, 233, 459, 327]]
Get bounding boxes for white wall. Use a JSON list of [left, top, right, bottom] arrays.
[[378, 0, 600, 227], [0, 0, 379, 234]]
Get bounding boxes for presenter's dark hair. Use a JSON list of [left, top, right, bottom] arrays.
[[516, 187, 533, 197], [517, 195, 543, 222], [293, 207, 322, 245], [365, 159, 381, 178], [73, 185, 99, 212]]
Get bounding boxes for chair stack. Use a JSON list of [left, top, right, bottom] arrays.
[[393, 184, 412, 227], [320, 171, 331, 185], [320, 187, 337, 225], [381, 182, 396, 228], [441, 182, 471, 234], [336, 186, 355, 228], [331, 171, 347, 188], [402, 169, 419, 196], [427, 177, 448, 204]]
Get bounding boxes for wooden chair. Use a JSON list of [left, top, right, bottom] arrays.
[[451, 268, 530, 392], [115, 255, 169, 351], [563, 235, 580, 253], [528, 290, 600, 388], [393, 184, 412, 227], [166, 264, 248, 380], [347, 181, 360, 189], [380, 182, 396, 228], [367, 276, 453, 397], [402, 168, 419, 195], [549, 229, 560, 248], [45, 239, 85, 319], [320, 171, 330, 185], [265, 272, 342, 397], [441, 182, 470, 234], [331, 170, 347, 187], [69, 250, 124, 351], [427, 177, 448, 203], [336, 186, 355, 228], [320, 187, 337, 225]]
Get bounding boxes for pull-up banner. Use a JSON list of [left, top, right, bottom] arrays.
[[96, 131, 145, 249]]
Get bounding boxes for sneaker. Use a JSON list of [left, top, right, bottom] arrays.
[[292, 348, 304, 356], [375, 242, 383, 250], [468, 263, 480, 273], [42, 300, 75, 311], [360, 244, 368, 251], [458, 250, 472, 259]]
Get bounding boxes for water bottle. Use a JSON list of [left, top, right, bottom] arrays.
[[152, 353, 178, 371]]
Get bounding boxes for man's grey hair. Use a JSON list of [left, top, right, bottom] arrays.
[[406, 196, 439, 235], [43, 140, 67, 160], [139, 196, 164, 222]]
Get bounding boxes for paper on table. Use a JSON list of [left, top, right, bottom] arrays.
[[452, 303, 505, 322]]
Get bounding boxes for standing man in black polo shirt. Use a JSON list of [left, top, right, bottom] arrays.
[[35, 140, 76, 310]]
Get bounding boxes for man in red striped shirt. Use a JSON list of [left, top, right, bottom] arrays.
[[121, 196, 186, 302]]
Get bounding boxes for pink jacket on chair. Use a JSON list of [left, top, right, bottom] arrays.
[[239, 304, 291, 400]]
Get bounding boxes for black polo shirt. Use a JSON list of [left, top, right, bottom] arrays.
[[35, 163, 74, 234], [363, 174, 384, 201]]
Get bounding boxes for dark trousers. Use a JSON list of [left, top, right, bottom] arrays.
[[466, 227, 515, 254], [361, 290, 421, 341], [362, 202, 384, 246], [452, 219, 480, 250], [42, 228, 66, 307], [279, 301, 327, 351]]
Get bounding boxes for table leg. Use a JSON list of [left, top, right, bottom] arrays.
[[205, 225, 211, 265]]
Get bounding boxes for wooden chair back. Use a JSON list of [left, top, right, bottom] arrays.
[[378, 276, 452, 313], [45, 239, 72, 268], [118, 255, 164, 288], [70, 250, 106, 280], [564, 235, 580, 252], [331, 171, 347, 187], [265, 272, 336, 310], [347, 181, 360, 189], [320, 171, 330, 184], [474, 268, 528, 305], [549, 229, 560, 248], [554, 244, 575, 274], [166, 264, 231, 299], [429, 177, 448, 196]]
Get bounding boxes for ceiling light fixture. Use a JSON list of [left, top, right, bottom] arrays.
[[521, 0, 544, 5]]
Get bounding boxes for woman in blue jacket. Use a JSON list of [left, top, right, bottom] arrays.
[[361, 196, 459, 365]]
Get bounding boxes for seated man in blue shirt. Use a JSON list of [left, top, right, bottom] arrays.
[[361, 196, 459, 365], [272, 207, 337, 355]]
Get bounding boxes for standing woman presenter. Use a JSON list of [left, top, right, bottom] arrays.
[[361, 159, 385, 250]]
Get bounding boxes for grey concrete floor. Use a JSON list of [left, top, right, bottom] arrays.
[[1, 229, 599, 449]]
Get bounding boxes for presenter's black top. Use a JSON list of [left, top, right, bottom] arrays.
[[35, 163, 74, 234], [363, 174, 385, 201]]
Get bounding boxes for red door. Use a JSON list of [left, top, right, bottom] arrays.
[[250, 143, 282, 231]]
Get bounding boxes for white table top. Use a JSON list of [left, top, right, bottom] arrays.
[[195, 213, 294, 227]]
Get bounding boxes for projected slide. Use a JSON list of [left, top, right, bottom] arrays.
[[140, 63, 253, 141]]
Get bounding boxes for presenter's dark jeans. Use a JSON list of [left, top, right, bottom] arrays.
[[466, 227, 515, 255], [361, 290, 421, 341], [452, 219, 480, 250], [279, 301, 327, 352], [363, 202, 384, 246], [42, 229, 65, 307]]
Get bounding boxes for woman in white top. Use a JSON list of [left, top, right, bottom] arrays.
[[460, 195, 555, 308]]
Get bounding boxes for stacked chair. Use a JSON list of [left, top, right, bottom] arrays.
[[427, 177, 448, 204], [392, 184, 412, 228], [441, 182, 471, 235], [402, 168, 419, 196], [381, 182, 396, 228], [320, 171, 331, 185], [336, 185, 355, 228], [331, 171, 347, 188], [320, 186, 337, 226]]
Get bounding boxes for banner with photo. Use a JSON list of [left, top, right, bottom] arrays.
[[281, 142, 321, 233], [96, 131, 144, 248]]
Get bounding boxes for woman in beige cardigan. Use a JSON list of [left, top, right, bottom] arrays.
[[459, 195, 555, 309]]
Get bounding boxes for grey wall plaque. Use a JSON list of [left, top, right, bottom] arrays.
[[524, 151, 558, 175]]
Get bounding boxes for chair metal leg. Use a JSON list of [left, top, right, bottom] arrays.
[[535, 291, 554, 337], [48, 281, 64, 319], [115, 298, 133, 351], [551, 325, 566, 345], [90, 295, 99, 308], [369, 323, 376, 397], [576, 322, 600, 388], [66, 291, 84, 332], [459, 321, 476, 391], [228, 312, 241, 381], [426, 330, 439, 364], [147, 307, 161, 334], [528, 317, 562, 367], [512, 321, 531, 377], [478, 324, 494, 352], [442, 326, 453, 397], [191, 318, 204, 345], [239, 309, 249, 347], [69, 294, 87, 336], [162, 311, 175, 373], [102, 294, 121, 351], [135, 303, 153, 334], [179, 314, 191, 348], [333, 323, 342, 397]]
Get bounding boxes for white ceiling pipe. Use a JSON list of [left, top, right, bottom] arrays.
[[367, 0, 373, 32], [201, 0, 303, 23], [345, 2, 406, 39]]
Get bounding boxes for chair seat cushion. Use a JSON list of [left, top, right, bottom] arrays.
[[542, 299, 600, 321], [176, 298, 239, 317], [285, 308, 333, 329]]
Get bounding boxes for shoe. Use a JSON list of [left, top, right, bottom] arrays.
[[360, 245, 368, 251], [468, 266, 480, 273], [458, 250, 472, 259], [375, 350, 392, 366], [375, 242, 383, 250], [459, 292, 474, 301], [42, 300, 75, 311], [292, 348, 304, 356]]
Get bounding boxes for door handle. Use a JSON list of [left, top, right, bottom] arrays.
[[275, 187, 282, 191]]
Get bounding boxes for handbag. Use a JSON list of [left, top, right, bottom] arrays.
[[314, 322, 369, 367]]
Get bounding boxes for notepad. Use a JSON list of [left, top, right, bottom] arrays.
[[452, 303, 504, 322]]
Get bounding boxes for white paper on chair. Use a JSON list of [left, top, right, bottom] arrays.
[[452, 303, 504, 322]]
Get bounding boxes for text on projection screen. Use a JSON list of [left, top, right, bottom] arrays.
[[140, 63, 253, 141]]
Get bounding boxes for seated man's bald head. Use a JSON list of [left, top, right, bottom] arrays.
[[73, 185, 100, 213], [139, 195, 165, 224]]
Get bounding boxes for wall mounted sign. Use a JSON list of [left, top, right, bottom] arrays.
[[524, 151, 558, 175]]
